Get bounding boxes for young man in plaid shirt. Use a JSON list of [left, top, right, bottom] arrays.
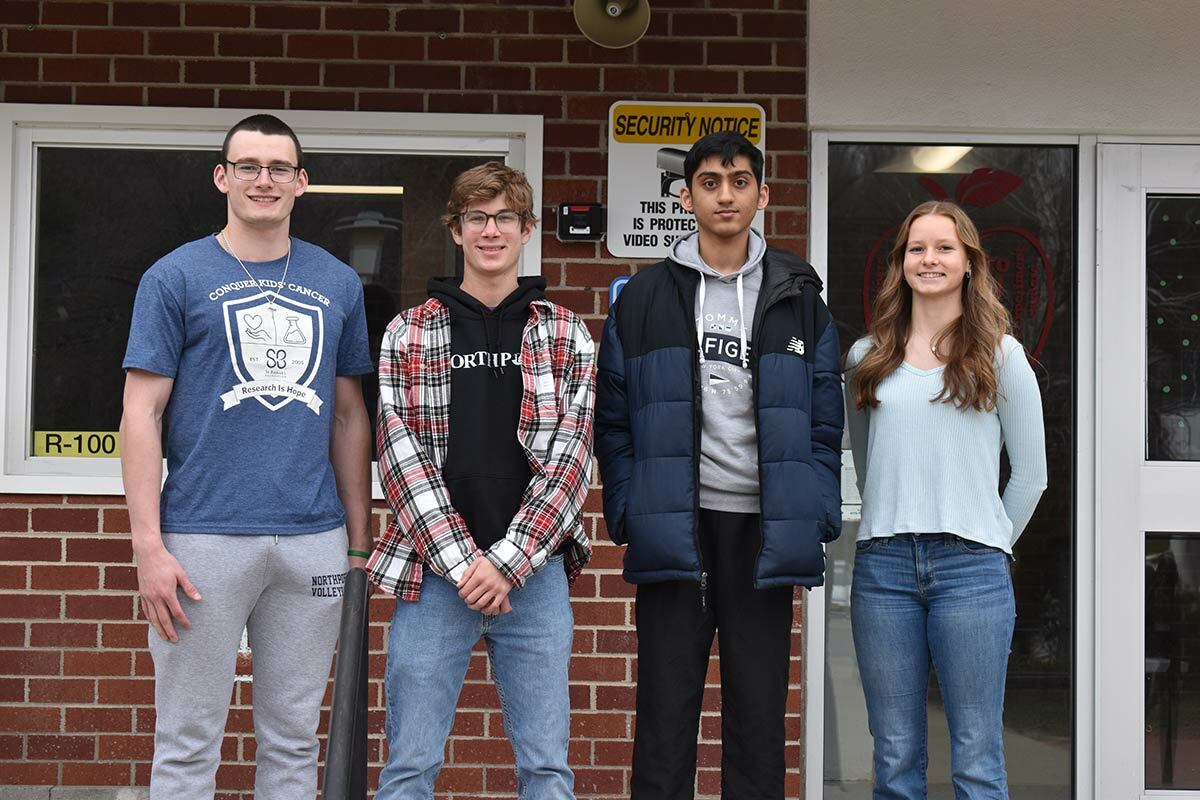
[[368, 162, 595, 800]]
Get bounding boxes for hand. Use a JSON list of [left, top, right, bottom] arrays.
[[135, 543, 201, 642], [457, 558, 514, 615]]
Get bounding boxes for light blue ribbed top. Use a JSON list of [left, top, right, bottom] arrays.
[[844, 334, 1048, 552]]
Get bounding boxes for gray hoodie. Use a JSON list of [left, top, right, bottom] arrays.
[[669, 229, 766, 514]]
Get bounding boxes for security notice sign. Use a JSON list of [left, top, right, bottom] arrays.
[[606, 101, 766, 259]]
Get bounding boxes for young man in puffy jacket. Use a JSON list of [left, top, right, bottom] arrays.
[[596, 131, 844, 799]]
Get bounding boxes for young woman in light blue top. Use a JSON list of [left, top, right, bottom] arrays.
[[844, 201, 1047, 799]]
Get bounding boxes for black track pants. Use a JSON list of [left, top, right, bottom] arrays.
[[630, 509, 795, 800]]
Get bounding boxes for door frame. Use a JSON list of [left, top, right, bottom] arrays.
[[1095, 141, 1200, 800], [806, 131, 1097, 799]]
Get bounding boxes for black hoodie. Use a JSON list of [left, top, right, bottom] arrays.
[[429, 276, 545, 551]]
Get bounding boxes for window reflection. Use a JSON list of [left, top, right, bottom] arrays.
[[1146, 197, 1200, 461], [825, 142, 1075, 798], [1146, 533, 1200, 789], [31, 147, 490, 460]]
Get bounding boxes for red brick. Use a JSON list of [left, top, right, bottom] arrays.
[[0, 730, 19, 753], [0, 593, 60, 618], [65, 537, 131, 563], [534, 66, 596, 93], [29, 678, 95, 703], [289, 90, 355, 111], [637, 39, 704, 66], [672, 11, 739, 37], [99, 733, 153, 759], [113, 1, 181, 27], [62, 760, 129, 785], [255, 4, 321, 30], [463, 65, 529, 91], [595, 683, 636, 711], [394, 7, 461, 34], [0, 2, 39, 24], [566, 95, 618, 121], [572, 599, 628, 626], [777, 39, 804, 68], [5, 28, 74, 54], [65, 650, 131, 677], [28, 734, 94, 761], [544, 289, 598, 316], [463, 8, 530, 34], [185, 59, 250, 84], [574, 767, 625, 793], [545, 124, 600, 150], [324, 62, 389, 88], [114, 57, 180, 83], [0, 622, 23, 647], [287, 33, 354, 60], [603, 66, 670, 93], [357, 92, 424, 113], [357, 33, 423, 61], [707, 39, 773, 66], [566, 150, 606, 177], [102, 565, 138, 592], [98, 678, 153, 704], [147, 86, 212, 106], [185, 3, 250, 28], [219, 32, 284, 58], [426, 36, 493, 62], [65, 706, 132, 732], [217, 88, 286, 108], [393, 64, 460, 90], [499, 38, 563, 63], [149, 30, 215, 56], [43, 1, 108, 24], [0, 648, 60, 675], [31, 508, 98, 532], [30, 622, 96, 647], [437, 765, 483, 791], [494, 93, 562, 117], [65, 594, 133, 621], [41, 57, 110, 83], [0, 705, 59, 732], [0, 565, 25, 590], [31, 564, 100, 590], [3, 84, 71, 103], [101, 508, 131, 534], [570, 655, 628, 682], [743, 10, 805, 38], [569, 40, 637, 65], [325, 6, 390, 31], [76, 29, 144, 55], [744, 69, 805, 95], [254, 61, 318, 86], [0, 762, 58, 784], [101, 621, 145, 649]]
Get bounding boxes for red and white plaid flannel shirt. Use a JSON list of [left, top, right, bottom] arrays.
[[367, 297, 595, 601]]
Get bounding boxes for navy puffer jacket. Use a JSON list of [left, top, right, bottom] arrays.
[[595, 248, 843, 588]]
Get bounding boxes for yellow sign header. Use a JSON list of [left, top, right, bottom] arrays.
[[33, 431, 120, 458], [611, 103, 764, 145]]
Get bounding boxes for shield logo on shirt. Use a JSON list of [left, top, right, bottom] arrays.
[[222, 292, 325, 411]]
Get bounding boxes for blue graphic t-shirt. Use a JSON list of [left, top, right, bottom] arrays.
[[123, 235, 373, 535]]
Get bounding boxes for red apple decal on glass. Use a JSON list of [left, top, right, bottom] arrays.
[[863, 168, 1055, 359]]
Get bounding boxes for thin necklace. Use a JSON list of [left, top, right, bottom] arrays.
[[219, 229, 291, 308]]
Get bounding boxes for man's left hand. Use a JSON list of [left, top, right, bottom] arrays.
[[458, 558, 514, 615]]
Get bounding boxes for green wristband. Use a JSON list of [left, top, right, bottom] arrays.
[[347, 549, 371, 559]]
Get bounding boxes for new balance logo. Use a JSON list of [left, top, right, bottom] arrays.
[[787, 337, 805, 355]]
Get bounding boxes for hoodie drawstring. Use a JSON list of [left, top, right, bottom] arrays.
[[736, 271, 748, 369], [696, 277, 707, 364]]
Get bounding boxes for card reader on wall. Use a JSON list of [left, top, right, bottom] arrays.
[[556, 203, 605, 241]]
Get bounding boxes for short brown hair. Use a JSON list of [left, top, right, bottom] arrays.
[[442, 162, 539, 232]]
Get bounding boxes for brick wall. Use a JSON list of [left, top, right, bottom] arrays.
[[0, 1, 809, 797]]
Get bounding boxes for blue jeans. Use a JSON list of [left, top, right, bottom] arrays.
[[376, 555, 575, 800], [851, 534, 1016, 800]]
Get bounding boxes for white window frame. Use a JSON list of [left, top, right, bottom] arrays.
[[806, 130, 1096, 800], [0, 104, 543, 495]]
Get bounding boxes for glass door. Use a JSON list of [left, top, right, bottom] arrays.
[[1097, 144, 1200, 799]]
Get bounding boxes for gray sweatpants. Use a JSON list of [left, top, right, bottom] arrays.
[[148, 527, 348, 800]]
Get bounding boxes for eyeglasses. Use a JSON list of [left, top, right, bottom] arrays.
[[459, 210, 524, 233], [225, 161, 300, 184]]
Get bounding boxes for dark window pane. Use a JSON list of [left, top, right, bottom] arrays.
[[1146, 533, 1200, 789], [31, 146, 491, 459], [1146, 196, 1200, 461], [824, 143, 1075, 798]]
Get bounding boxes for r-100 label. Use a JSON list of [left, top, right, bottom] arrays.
[[33, 431, 120, 458]]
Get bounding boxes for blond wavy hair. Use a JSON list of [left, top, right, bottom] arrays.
[[851, 201, 1011, 412]]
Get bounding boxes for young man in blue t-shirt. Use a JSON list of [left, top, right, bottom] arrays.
[[121, 114, 373, 800]]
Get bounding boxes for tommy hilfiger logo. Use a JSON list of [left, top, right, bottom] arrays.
[[787, 337, 806, 355]]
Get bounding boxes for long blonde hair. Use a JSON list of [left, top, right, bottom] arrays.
[[851, 201, 1011, 412]]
